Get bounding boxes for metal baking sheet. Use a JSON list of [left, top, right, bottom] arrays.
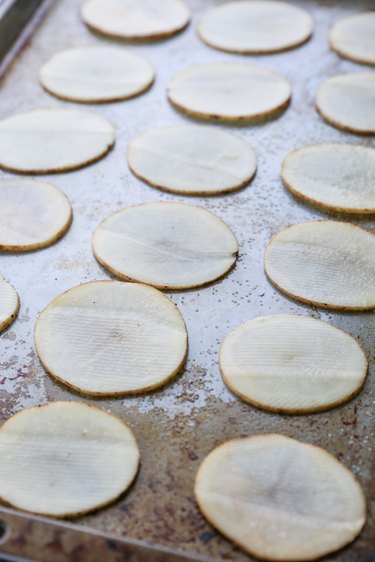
[[0, 0, 54, 78], [0, 0, 374, 561]]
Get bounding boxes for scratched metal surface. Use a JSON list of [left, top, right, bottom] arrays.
[[0, 0, 374, 561]]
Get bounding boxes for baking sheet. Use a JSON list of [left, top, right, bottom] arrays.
[[0, 0, 374, 560], [0, 0, 54, 78]]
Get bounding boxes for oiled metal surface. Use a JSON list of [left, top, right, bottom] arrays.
[[0, 506, 215, 562], [0, 1, 374, 561], [0, 0, 54, 78]]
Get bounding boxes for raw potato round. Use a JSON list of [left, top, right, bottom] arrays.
[[167, 62, 291, 122], [93, 203, 238, 289], [0, 402, 140, 517], [316, 73, 375, 134], [0, 109, 115, 174], [198, 1, 313, 54], [282, 144, 375, 213], [195, 434, 366, 561], [81, 0, 190, 40], [0, 275, 19, 331], [220, 314, 368, 414], [127, 126, 257, 195], [40, 47, 154, 103], [265, 221, 375, 310], [34, 281, 187, 395], [330, 12, 375, 66], [0, 179, 72, 251]]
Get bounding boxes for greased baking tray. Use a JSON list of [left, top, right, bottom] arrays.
[[0, 0, 374, 561]]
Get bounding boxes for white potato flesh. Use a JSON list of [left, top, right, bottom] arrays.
[[167, 62, 291, 122], [0, 109, 115, 174], [198, 1, 313, 54], [220, 314, 367, 413], [265, 221, 375, 310], [0, 402, 140, 517], [82, 0, 190, 40], [195, 435, 366, 561], [40, 47, 154, 103], [0, 275, 19, 331], [282, 144, 375, 213], [34, 281, 187, 395], [316, 73, 375, 134], [330, 12, 375, 66], [127, 126, 256, 195], [93, 202, 238, 289], [0, 179, 72, 251]]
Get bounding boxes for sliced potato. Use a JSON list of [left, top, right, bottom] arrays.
[[167, 62, 291, 122], [316, 73, 375, 134], [34, 281, 188, 395], [198, 1, 313, 54], [0, 275, 19, 331], [195, 434, 366, 561], [40, 47, 154, 103], [93, 202, 238, 289], [0, 109, 115, 174], [128, 126, 256, 195], [265, 221, 375, 310], [330, 12, 375, 66], [0, 179, 72, 251], [220, 314, 367, 413], [0, 401, 139, 517], [82, 0, 190, 40], [282, 143, 375, 213]]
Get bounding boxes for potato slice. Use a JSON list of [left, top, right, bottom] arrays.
[[198, 1, 313, 54], [0, 179, 72, 251], [40, 47, 154, 103], [195, 434, 366, 561], [34, 281, 188, 395], [0, 109, 115, 174], [167, 62, 291, 122], [220, 314, 367, 413], [265, 221, 375, 310], [316, 73, 375, 134], [0, 275, 19, 331], [0, 402, 139, 517], [282, 143, 375, 213], [82, 0, 190, 40], [93, 202, 238, 289], [128, 126, 256, 195], [330, 12, 375, 66]]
